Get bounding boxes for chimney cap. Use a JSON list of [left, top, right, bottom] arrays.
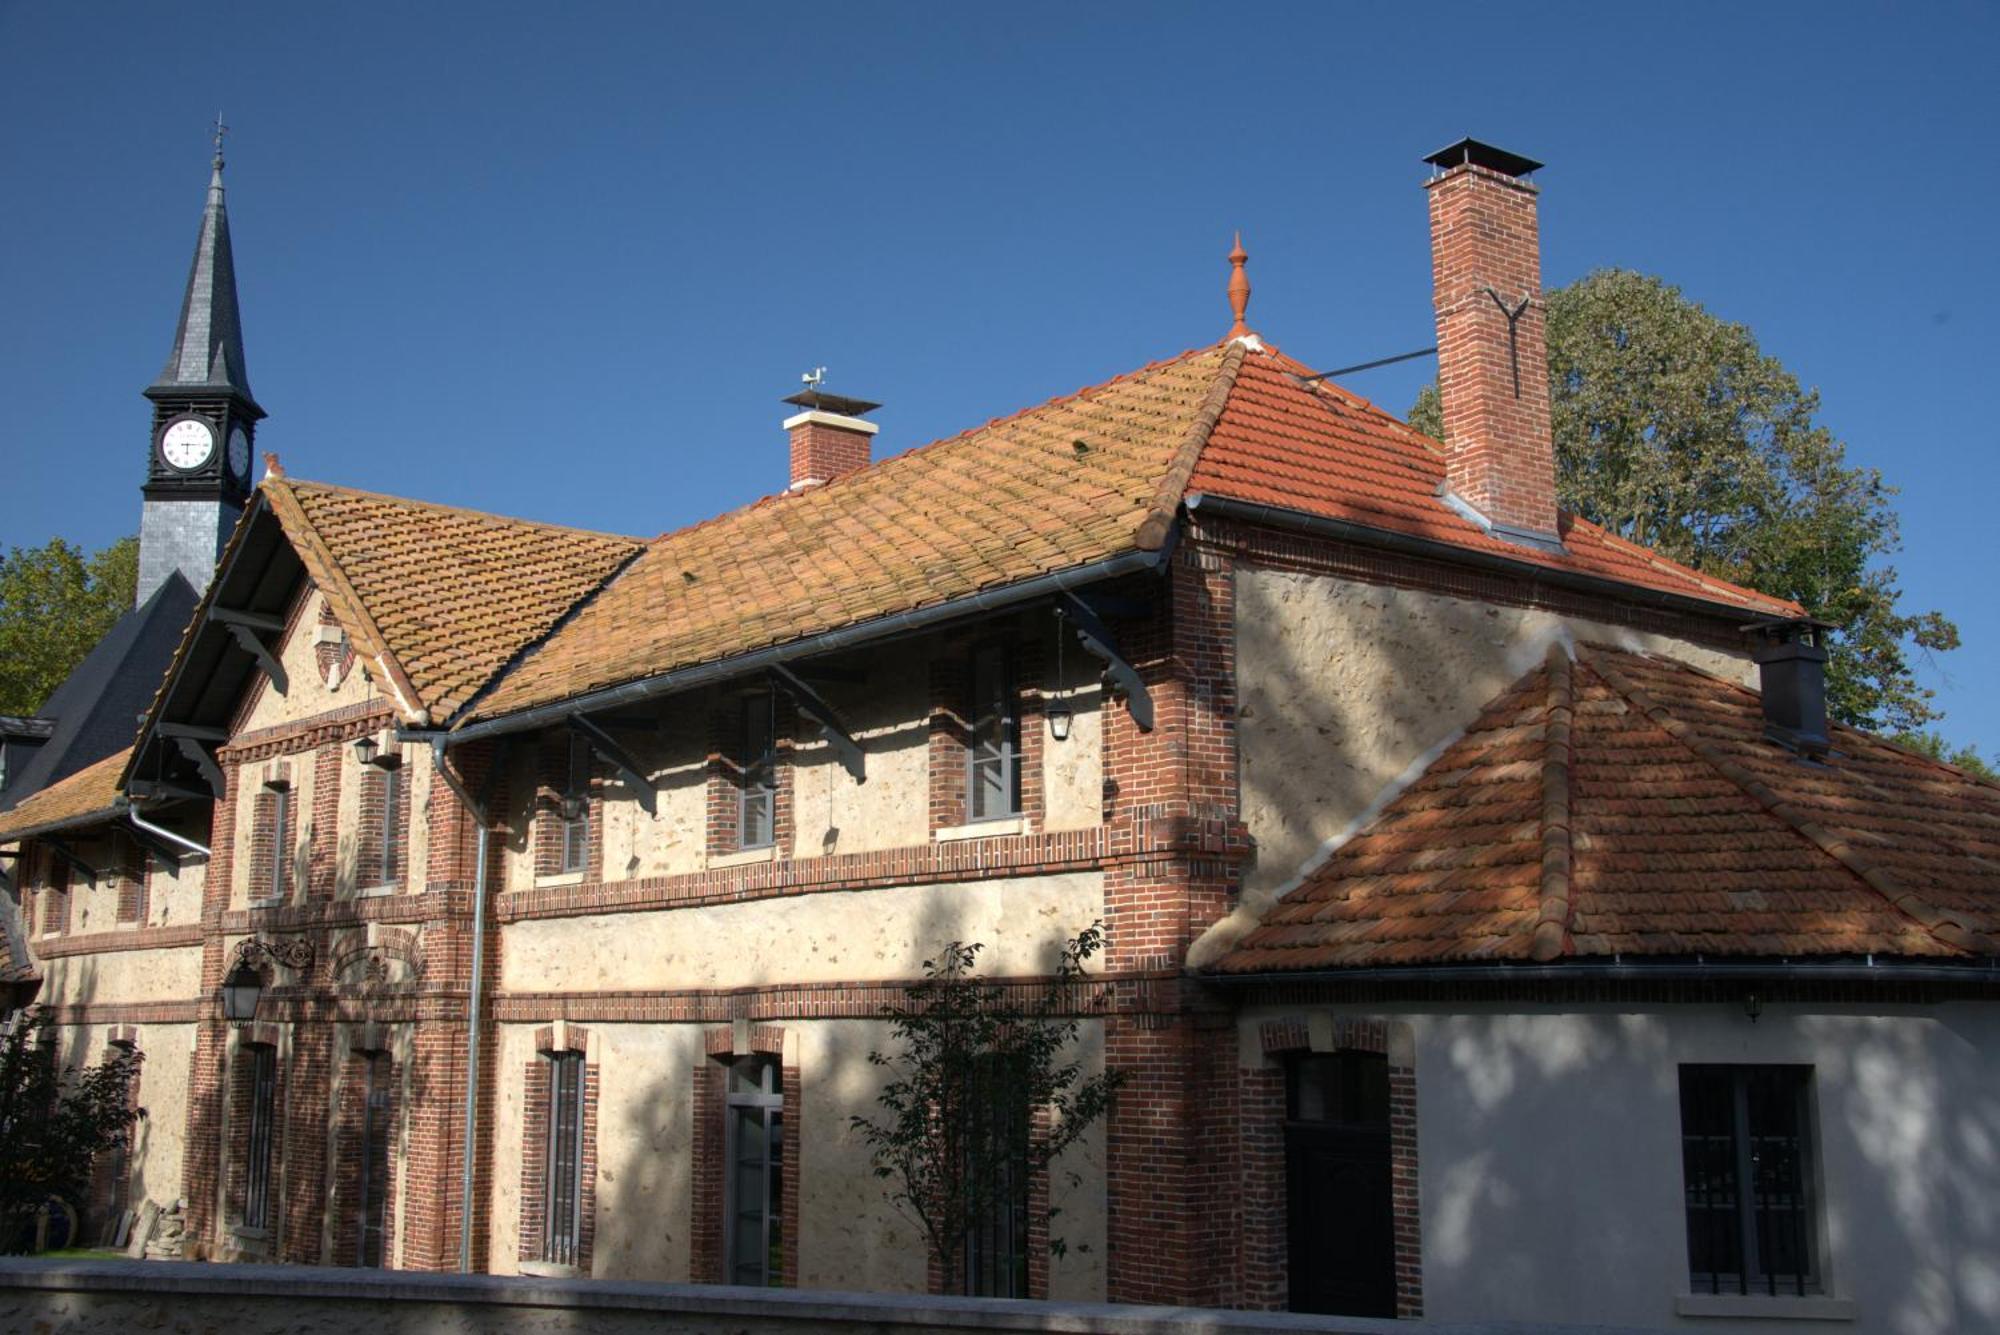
[[782, 389, 881, 418], [1423, 138, 1543, 179]]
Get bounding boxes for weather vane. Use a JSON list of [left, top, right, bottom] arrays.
[[212, 113, 229, 167]]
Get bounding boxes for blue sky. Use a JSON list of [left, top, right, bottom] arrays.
[[2, 3, 1994, 750]]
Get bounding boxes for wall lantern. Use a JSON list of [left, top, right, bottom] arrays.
[[1742, 992, 1764, 1024], [219, 936, 317, 1022], [1048, 606, 1073, 742], [352, 734, 379, 766], [557, 794, 586, 823]]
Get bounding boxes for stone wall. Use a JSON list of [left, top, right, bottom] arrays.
[[0, 1259, 1572, 1334]]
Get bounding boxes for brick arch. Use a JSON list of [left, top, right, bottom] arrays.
[[329, 928, 423, 988], [1242, 1013, 1422, 1318], [692, 1024, 798, 1286]]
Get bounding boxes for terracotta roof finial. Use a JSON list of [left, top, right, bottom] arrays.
[[263, 451, 283, 479], [1226, 232, 1253, 340]]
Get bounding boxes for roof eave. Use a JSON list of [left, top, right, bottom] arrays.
[[1199, 956, 2000, 988], [0, 801, 125, 847], [1184, 492, 1791, 626], [433, 539, 1178, 745]]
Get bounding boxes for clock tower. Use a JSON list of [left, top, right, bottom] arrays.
[[137, 134, 264, 607]]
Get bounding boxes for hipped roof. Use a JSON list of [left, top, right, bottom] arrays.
[[1211, 644, 2000, 973]]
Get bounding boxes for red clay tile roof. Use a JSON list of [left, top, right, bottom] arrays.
[[1188, 346, 1801, 617], [262, 479, 644, 722], [464, 342, 1245, 722], [0, 747, 128, 844], [1211, 644, 2000, 973]]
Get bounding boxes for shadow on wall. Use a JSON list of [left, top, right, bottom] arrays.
[[1410, 1005, 2000, 1334], [593, 885, 1090, 1295]]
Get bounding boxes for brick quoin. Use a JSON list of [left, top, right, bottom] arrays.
[[182, 759, 240, 1255], [1100, 549, 1247, 1307], [1428, 157, 1557, 540]]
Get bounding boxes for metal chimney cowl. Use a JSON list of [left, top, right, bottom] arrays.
[[1750, 620, 1833, 759]]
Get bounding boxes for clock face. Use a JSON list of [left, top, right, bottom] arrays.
[[161, 417, 216, 471], [227, 426, 251, 480]]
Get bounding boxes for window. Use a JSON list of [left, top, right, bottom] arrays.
[[1284, 1051, 1394, 1317], [1679, 1065, 1819, 1296], [244, 1044, 278, 1231], [961, 1054, 1030, 1298], [268, 784, 291, 900], [542, 1051, 586, 1266], [740, 693, 776, 850], [967, 645, 1019, 822], [724, 1054, 784, 1285], [558, 735, 590, 875], [356, 1053, 392, 1266], [375, 764, 403, 887]]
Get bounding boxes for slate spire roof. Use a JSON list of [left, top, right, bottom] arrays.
[[147, 148, 257, 408], [1210, 644, 2000, 973]]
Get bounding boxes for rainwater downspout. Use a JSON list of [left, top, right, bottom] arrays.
[[125, 805, 212, 859], [428, 737, 492, 1274]]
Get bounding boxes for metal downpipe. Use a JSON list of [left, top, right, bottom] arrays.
[[457, 791, 490, 1272]]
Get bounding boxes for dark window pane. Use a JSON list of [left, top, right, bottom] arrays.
[[544, 1053, 585, 1266], [962, 1053, 1030, 1297], [245, 1044, 277, 1230], [1288, 1052, 1389, 1127], [1679, 1065, 1815, 1295], [269, 788, 289, 899]]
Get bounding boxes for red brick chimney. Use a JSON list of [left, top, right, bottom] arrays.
[[1424, 139, 1560, 546], [781, 384, 880, 492]]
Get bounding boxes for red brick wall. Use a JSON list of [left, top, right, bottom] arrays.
[[279, 1021, 334, 1263], [310, 744, 341, 901], [113, 835, 148, 925], [705, 695, 795, 857], [1427, 159, 1557, 539], [533, 731, 603, 879], [787, 418, 872, 489]]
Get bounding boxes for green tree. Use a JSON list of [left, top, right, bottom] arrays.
[[0, 1006, 144, 1252], [0, 536, 137, 715], [851, 923, 1124, 1291], [1409, 269, 1956, 733]]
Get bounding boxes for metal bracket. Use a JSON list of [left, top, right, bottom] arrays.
[[210, 607, 288, 695], [157, 723, 226, 797], [1483, 287, 1532, 398], [237, 934, 316, 973], [42, 837, 100, 881], [1059, 593, 1154, 732], [567, 713, 657, 815], [770, 663, 865, 782]]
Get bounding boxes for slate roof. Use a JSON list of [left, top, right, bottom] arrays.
[[0, 576, 195, 813], [259, 479, 645, 723], [149, 157, 257, 406], [1211, 644, 2000, 973], [0, 747, 129, 843]]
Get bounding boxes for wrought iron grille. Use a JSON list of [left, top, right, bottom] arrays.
[[357, 1053, 391, 1266], [961, 1054, 1030, 1298], [1679, 1065, 1817, 1296], [244, 1044, 278, 1231], [543, 1052, 585, 1266]]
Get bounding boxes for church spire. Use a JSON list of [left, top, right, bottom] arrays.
[[148, 117, 259, 411]]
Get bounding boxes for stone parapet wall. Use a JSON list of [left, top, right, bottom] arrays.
[[0, 1260, 1643, 1334]]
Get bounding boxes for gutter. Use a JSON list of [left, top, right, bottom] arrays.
[[1200, 958, 2000, 988], [1185, 492, 1784, 625], [425, 543, 1175, 745], [0, 804, 125, 847]]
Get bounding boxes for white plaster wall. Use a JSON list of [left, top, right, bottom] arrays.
[[587, 1024, 703, 1281], [1041, 683, 1103, 834], [790, 658, 931, 861], [500, 873, 1103, 993], [1239, 1001, 2000, 1334], [149, 853, 205, 927], [39, 946, 201, 1007], [1235, 568, 1757, 894], [51, 1020, 194, 1215], [487, 1018, 1107, 1299], [600, 713, 707, 881]]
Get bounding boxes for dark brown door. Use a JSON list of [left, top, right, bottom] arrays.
[[1285, 1052, 1395, 1317]]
